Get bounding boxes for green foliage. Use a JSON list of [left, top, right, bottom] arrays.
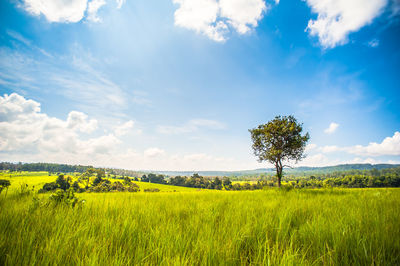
[[48, 189, 84, 208], [89, 181, 140, 193], [0, 162, 90, 173], [92, 175, 103, 186], [38, 182, 58, 193], [144, 188, 160, 192], [0, 179, 11, 195], [222, 177, 232, 190], [286, 174, 400, 188], [55, 174, 70, 191], [249, 115, 309, 187], [71, 181, 80, 191]]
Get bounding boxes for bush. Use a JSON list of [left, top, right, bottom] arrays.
[[127, 183, 140, 192], [111, 181, 125, 192], [92, 175, 103, 186], [0, 179, 11, 195], [56, 174, 70, 191], [72, 181, 80, 191], [38, 182, 58, 193], [144, 188, 160, 192], [49, 189, 84, 208]]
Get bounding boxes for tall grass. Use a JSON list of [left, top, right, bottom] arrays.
[[1, 188, 399, 265]]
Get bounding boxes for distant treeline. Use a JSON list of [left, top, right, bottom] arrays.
[[284, 167, 400, 180], [141, 173, 264, 190], [284, 175, 400, 188], [2, 162, 400, 189], [0, 162, 90, 173], [0, 162, 146, 177]]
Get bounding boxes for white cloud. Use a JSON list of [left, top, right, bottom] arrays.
[[324, 122, 339, 134], [305, 0, 388, 48], [22, 0, 89, 23], [114, 120, 135, 136], [304, 132, 400, 161], [157, 119, 226, 134], [87, 0, 106, 22], [349, 157, 379, 164], [320, 145, 340, 153], [21, 0, 118, 23], [297, 153, 332, 167], [0, 93, 119, 160], [173, 0, 267, 42], [219, 0, 267, 34], [144, 147, 165, 158], [0, 93, 239, 171], [305, 143, 317, 152], [67, 111, 98, 133], [0, 92, 40, 122], [348, 132, 400, 156]]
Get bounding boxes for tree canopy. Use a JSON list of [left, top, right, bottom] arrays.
[[249, 115, 309, 187]]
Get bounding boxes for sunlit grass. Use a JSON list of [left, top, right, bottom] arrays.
[[1, 178, 399, 265], [0, 172, 199, 193]]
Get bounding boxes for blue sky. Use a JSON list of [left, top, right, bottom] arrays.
[[0, 0, 399, 170]]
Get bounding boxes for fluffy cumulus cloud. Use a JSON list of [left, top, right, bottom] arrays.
[[114, 120, 135, 136], [0, 93, 123, 162], [67, 111, 98, 133], [348, 132, 400, 156], [0, 93, 244, 170], [324, 122, 339, 134], [304, 132, 400, 166], [22, 0, 88, 23], [87, 0, 106, 22], [305, 0, 388, 48], [21, 0, 122, 23], [173, 0, 268, 42]]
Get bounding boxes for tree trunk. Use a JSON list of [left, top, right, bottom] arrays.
[[275, 162, 283, 188]]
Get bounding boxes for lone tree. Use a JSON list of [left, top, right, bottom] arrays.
[[249, 115, 309, 187]]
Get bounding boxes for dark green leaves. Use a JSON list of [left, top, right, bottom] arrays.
[[249, 115, 309, 165]]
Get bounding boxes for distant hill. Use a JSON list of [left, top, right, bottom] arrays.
[[150, 163, 400, 177], [285, 163, 399, 172], [1, 162, 399, 177]]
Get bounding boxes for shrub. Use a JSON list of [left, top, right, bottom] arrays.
[[92, 175, 103, 186], [72, 181, 80, 191], [144, 188, 160, 192], [111, 181, 125, 192], [0, 179, 11, 195], [49, 189, 84, 208], [127, 183, 140, 192], [56, 174, 70, 191], [38, 182, 58, 193]]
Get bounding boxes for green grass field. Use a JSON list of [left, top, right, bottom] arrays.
[[0, 172, 198, 193], [1, 173, 399, 265]]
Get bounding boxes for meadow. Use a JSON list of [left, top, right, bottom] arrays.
[[1, 173, 399, 265]]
